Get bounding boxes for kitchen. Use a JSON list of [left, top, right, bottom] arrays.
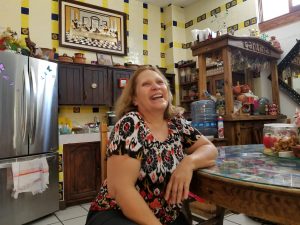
[[0, 0, 300, 225]]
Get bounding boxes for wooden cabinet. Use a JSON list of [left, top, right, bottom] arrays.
[[84, 66, 112, 105], [63, 141, 101, 206], [58, 64, 84, 105], [109, 67, 134, 103], [58, 63, 134, 106], [191, 35, 283, 145], [58, 63, 110, 105]]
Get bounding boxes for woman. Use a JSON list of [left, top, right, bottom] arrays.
[[86, 66, 218, 225]]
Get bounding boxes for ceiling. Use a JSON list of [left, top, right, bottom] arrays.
[[138, 0, 199, 8]]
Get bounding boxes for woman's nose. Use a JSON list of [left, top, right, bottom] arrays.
[[151, 82, 160, 89]]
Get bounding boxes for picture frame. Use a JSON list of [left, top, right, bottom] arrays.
[[97, 53, 113, 66], [59, 0, 127, 56], [118, 78, 128, 88]]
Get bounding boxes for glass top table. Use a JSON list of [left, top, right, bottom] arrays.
[[190, 144, 300, 225], [202, 144, 300, 188]]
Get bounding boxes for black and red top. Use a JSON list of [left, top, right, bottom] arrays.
[[90, 111, 202, 225]]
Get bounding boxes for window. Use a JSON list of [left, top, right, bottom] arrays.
[[258, 0, 300, 31]]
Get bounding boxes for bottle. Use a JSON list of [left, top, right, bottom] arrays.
[[217, 116, 224, 138]]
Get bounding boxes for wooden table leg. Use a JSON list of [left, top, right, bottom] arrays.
[[215, 206, 225, 225]]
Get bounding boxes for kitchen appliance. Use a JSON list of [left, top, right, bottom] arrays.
[[0, 51, 59, 225]]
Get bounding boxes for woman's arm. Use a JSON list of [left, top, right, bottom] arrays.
[[165, 136, 218, 204], [184, 135, 218, 169], [107, 155, 162, 225]]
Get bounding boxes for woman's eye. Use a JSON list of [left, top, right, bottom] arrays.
[[142, 82, 151, 87]]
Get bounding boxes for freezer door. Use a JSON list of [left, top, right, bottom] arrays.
[[0, 52, 29, 159], [0, 153, 59, 225], [29, 58, 58, 154]]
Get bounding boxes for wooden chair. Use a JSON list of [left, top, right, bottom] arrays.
[[100, 123, 108, 182]]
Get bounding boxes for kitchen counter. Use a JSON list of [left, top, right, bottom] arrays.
[[59, 133, 100, 145]]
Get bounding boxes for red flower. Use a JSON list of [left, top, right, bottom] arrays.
[[149, 198, 161, 209]]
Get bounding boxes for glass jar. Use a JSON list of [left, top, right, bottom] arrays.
[[263, 123, 298, 154]]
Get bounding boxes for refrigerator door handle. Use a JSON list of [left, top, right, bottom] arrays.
[[29, 66, 37, 144], [22, 65, 31, 142]]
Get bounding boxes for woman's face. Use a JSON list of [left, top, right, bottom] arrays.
[[133, 69, 169, 114]]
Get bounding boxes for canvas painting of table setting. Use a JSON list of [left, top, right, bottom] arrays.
[[59, 0, 127, 56]]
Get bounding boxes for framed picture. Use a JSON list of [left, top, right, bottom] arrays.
[[97, 53, 113, 66], [59, 0, 127, 56], [118, 78, 128, 88]]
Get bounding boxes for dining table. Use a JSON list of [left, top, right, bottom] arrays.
[[189, 144, 300, 225]]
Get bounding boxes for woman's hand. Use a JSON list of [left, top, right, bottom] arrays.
[[164, 157, 193, 204]]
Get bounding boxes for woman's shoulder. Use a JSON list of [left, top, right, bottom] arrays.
[[116, 111, 143, 126], [119, 111, 142, 121], [170, 114, 186, 125]]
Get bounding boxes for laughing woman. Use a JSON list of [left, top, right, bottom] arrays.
[[86, 66, 218, 225]]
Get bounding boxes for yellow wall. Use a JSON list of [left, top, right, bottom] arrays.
[[0, 0, 164, 67], [184, 0, 258, 59]]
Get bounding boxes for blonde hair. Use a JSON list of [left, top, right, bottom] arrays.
[[114, 65, 184, 119]]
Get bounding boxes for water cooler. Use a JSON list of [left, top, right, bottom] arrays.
[[191, 100, 217, 137]]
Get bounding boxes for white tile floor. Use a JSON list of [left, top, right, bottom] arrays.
[[25, 203, 273, 225]]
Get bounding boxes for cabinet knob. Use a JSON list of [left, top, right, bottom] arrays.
[[91, 83, 97, 89]]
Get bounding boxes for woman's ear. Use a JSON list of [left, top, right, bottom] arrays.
[[133, 97, 137, 106]]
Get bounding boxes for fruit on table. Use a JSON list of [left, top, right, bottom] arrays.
[[263, 134, 276, 148]]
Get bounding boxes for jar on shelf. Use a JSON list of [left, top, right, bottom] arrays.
[[263, 123, 298, 154]]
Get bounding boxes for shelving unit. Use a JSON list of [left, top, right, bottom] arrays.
[[191, 34, 284, 145], [177, 61, 198, 119]]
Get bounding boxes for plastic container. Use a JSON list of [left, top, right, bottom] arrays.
[[263, 123, 298, 154], [191, 100, 217, 136]]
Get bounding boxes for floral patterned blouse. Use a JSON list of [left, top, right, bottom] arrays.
[[90, 111, 202, 225]]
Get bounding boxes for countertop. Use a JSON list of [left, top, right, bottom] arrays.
[[59, 133, 101, 145]]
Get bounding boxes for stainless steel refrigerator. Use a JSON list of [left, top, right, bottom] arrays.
[[0, 51, 59, 225]]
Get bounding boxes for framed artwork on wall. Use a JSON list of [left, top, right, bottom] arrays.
[[59, 0, 127, 56]]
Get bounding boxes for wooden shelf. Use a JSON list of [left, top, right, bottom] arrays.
[[178, 61, 196, 68], [206, 71, 224, 77], [191, 35, 283, 145], [222, 114, 284, 121], [180, 80, 198, 86], [181, 99, 197, 103]]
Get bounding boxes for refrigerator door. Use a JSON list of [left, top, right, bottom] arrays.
[[29, 58, 58, 154], [0, 52, 29, 159], [0, 152, 59, 225]]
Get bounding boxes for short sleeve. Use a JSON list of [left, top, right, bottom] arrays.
[[106, 112, 145, 160], [173, 116, 202, 149]]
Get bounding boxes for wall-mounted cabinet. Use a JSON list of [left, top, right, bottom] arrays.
[[58, 64, 84, 105], [83, 66, 112, 105], [109, 67, 134, 104], [191, 35, 283, 145], [58, 63, 134, 107]]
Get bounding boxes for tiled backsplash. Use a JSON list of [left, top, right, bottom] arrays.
[[58, 105, 109, 129]]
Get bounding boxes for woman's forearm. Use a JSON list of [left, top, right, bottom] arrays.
[[114, 186, 162, 225], [185, 143, 218, 170]]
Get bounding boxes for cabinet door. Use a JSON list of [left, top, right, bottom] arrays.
[[111, 68, 133, 104], [64, 142, 100, 206], [58, 63, 83, 105], [84, 66, 111, 105]]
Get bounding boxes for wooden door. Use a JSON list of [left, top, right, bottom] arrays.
[[83, 66, 111, 105], [58, 63, 83, 105], [64, 142, 101, 206]]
